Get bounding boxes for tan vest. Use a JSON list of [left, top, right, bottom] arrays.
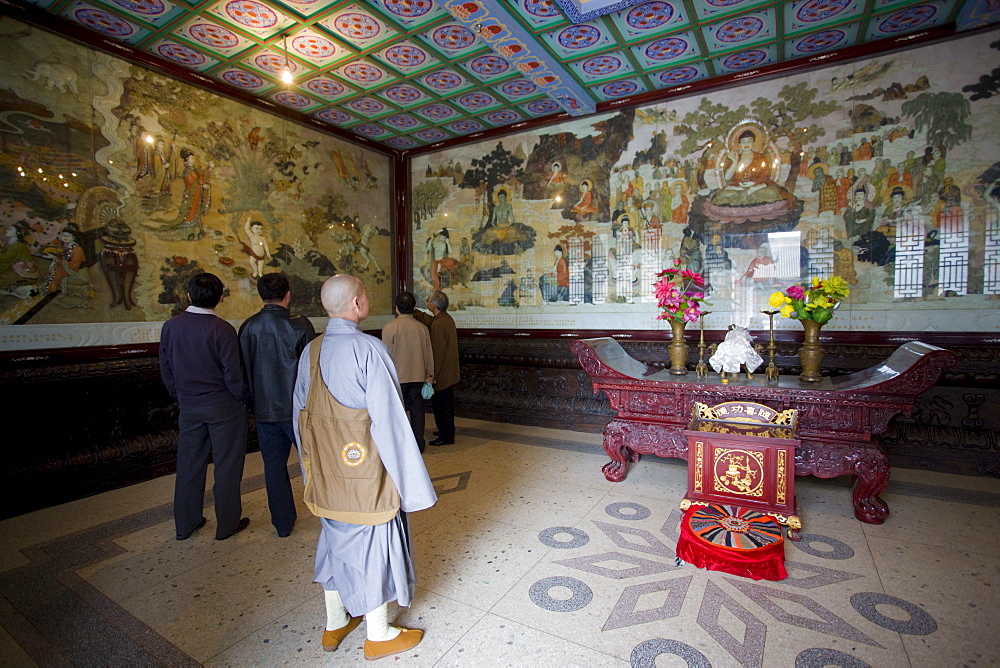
[[297, 337, 400, 525]]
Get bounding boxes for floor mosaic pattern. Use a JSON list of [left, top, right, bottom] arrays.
[[1, 417, 998, 666]]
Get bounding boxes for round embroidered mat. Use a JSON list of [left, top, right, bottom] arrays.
[[687, 504, 783, 551]]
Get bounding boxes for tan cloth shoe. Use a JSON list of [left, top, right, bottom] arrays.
[[363, 628, 424, 660], [322, 616, 362, 652]]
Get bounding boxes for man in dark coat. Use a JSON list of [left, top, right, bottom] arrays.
[[415, 290, 460, 446], [159, 273, 249, 540], [239, 272, 316, 537]]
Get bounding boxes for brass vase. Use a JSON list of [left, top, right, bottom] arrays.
[[668, 318, 689, 375], [798, 318, 825, 383]]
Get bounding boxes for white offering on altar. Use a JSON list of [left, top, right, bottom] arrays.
[[709, 325, 763, 374]]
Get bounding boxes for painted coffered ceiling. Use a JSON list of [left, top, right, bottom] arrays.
[[13, 0, 1000, 153]]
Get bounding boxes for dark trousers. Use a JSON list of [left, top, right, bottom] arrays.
[[175, 400, 247, 539], [400, 382, 426, 452], [255, 421, 298, 534], [431, 385, 455, 441]]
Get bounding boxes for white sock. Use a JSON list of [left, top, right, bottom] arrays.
[[365, 603, 401, 642], [324, 590, 349, 631]]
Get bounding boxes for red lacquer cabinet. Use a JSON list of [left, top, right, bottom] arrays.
[[682, 401, 801, 539]]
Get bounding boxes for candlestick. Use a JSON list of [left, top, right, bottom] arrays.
[[761, 309, 780, 385], [695, 311, 712, 378]]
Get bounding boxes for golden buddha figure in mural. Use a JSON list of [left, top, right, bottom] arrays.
[[704, 122, 795, 224]]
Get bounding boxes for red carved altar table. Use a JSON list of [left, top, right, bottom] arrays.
[[571, 338, 958, 524]]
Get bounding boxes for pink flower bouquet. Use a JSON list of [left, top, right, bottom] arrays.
[[653, 259, 709, 323]]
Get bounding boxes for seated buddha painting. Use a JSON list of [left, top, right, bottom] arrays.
[[702, 122, 802, 230]]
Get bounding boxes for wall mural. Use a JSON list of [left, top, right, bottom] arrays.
[[0, 18, 392, 350], [410, 32, 1000, 333]]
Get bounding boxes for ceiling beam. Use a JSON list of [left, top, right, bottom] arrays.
[[442, 0, 596, 116]]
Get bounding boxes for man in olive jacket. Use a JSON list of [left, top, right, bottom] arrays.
[[415, 290, 460, 445], [238, 273, 316, 536], [382, 291, 435, 452]]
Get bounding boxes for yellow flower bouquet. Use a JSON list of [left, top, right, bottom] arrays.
[[769, 276, 850, 325]]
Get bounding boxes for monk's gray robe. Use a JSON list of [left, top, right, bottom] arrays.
[[293, 318, 437, 615]]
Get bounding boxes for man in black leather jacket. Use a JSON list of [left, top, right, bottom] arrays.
[[239, 273, 316, 536]]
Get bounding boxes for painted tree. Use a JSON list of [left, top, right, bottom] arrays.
[[459, 142, 524, 222], [300, 207, 328, 244], [901, 92, 972, 153], [632, 130, 668, 169], [300, 191, 349, 243], [318, 192, 349, 222], [119, 69, 217, 129], [413, 179, 449, 228], [749, 82, 841, 191]]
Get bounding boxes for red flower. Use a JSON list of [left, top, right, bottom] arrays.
[[681, 269, 706, 286]]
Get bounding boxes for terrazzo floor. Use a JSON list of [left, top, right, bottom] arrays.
[[1, 417, 998, 667]]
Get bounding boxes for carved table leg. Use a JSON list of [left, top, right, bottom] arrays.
[[852, 456, 890, 524], [602, 448, 631, 482], [797, 438, 891, 525], [602, 419, 632, 482], [786, 499, 802, 542]]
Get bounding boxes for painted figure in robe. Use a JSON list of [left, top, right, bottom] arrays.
[[704, 125, 794, 224], [427, 228, 456, 290], [843, 186, 877, 238], [175, 149, 211, 231], [811, 164, 837, 215], [670, 180, 689, 226], [473, 186, 536, 255], [571, 179, 598, 221]]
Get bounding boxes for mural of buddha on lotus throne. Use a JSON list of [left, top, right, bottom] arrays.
[[703, 123, 796, 224]]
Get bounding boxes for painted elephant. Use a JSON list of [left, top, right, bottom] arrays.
[[22, 62, 79, 94]]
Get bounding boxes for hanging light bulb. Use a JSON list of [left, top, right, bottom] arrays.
[[280, 33, 293, 85]]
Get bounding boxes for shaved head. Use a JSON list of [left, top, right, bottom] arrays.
[[321, 274, 366, 319]]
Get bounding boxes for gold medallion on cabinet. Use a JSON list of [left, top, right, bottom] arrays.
[[713, 449, 765, 497]]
